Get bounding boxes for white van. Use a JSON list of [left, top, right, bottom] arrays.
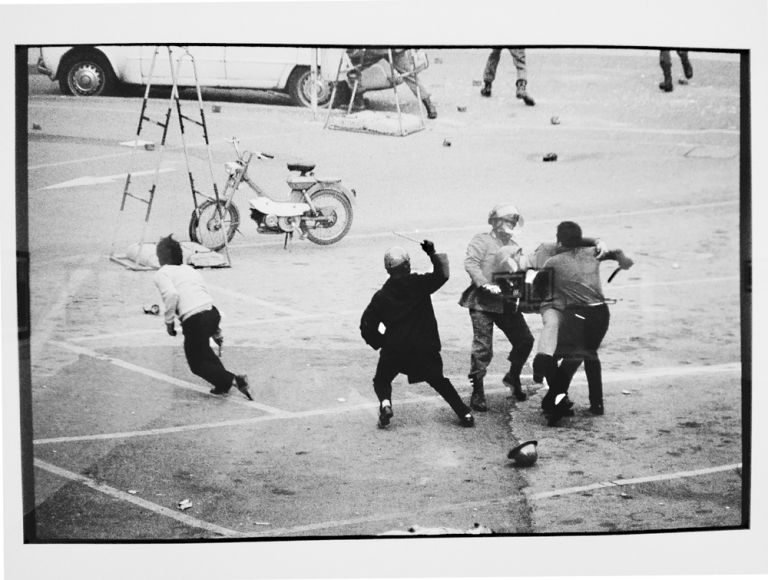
[[37, 45, 350, 107]]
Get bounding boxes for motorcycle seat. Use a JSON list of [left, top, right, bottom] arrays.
[[287, 162, 315, 175]]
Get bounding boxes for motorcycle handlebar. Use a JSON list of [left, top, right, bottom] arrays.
[[229, 138, 274, 161]]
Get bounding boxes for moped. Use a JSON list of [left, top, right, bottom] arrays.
[[189, 138, 356, 250]]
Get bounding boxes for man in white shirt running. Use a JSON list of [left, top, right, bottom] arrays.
[[153, 235, 252, 400]]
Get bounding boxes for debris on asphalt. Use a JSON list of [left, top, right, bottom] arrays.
[[32, 123, 42, 130], [442, 139, 452, 147], [212, 105, 222, 113], [622, 390, 632, 395], [550, 116, 561, 125], [472, 80, 482, 86], [620, 492, 632, 499], [177, 499, 192, 511], [143, 304, 160, 315], [144, 143, 156, 151], [543, 153, 558, 162], [433, 57, 442, 64], [337, 397, 346, 402], [128, 490, 138, 495], [457, 106, 467, 112]]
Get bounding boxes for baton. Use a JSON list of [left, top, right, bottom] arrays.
[[392, 231, 422, 244], [607, 267, 622, 283]]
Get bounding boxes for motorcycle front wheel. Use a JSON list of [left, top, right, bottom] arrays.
[[302, 189, 353, 245], [188, 199, 240, 251]]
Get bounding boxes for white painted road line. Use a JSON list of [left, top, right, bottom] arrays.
[[530, 463, 742, 500], [39, 167, 176, 191], [28, 151, 133, 170], [33, 362, 740, 446], [47, 340, 289, 415], [244, 463, 743, 537], [66, 273, 737, 345], [235, 199, 739, 249], [207, 283, 308, 316], [34, 458, 247, 537]]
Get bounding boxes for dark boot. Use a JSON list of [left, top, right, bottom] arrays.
[[659, 63, 673, 91], [533, 353, 555, 387], [584, 358, 604, 415], [679, 51, 693, 79], [349, 91, 366, 112], [503, 367, 527, 401], [480, 81, 492, 97], [515, 79, 535, 106], [470, 376, 487, 412], [423, 97, 437, 119]]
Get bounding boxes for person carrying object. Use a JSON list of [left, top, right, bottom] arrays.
[[459, 204, 535, 411], [360, 241, 474, 429], [153, 234, 252, 400]]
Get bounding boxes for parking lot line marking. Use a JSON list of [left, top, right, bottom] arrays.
[[234, 200, 739, 249], [239, 462, 742, 537], [34, 458, 247, 538], [531, 463, 742, 500], [206, 284, 308, 316], [28, 151, 133, 170], [32, 362, 739, 446], [66, 271, 737, 345], [47, 340, 290, 415]]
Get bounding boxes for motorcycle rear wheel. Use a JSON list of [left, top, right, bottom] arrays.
[[189, 199, 240, 251], [303, 189, 353, 245]]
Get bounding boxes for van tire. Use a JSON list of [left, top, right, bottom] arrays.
[[59, 50, 118, 97], [287, 66, 336, 108]]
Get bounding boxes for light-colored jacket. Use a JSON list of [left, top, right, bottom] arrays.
[[459, 232, 524, 313], [154, 264, 214, 325]]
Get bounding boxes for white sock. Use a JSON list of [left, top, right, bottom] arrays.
[[381, 399, 391, 409]]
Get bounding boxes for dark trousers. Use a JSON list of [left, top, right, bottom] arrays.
[[373, 350, 470, 418], [181, 306, 233, 391], [545, 304, 610, 406], [468, 309, 534, 380]]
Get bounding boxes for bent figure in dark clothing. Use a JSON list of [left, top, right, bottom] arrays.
[[360, 240, 475, 428]]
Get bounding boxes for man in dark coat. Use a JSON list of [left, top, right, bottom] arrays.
[[360, 240, 474, 428]]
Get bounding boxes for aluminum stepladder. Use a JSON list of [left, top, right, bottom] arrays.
[[109, 45, 231, 270], [323, 48, 426, 136]]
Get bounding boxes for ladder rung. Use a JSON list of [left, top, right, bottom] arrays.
[[179, 113, 204, 128], [141, 115, 168, 129], [124, 192, 151, 205]]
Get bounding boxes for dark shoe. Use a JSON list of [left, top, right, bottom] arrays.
[[502, 372, 527, 401], [470, 377, 487, 412], [378, 404, 393, 428], [516, 79, 535, 106], [480, 81, 492, 97], [210, 385, 231, 396], [589, 403, 604, 415], [460, 412, 475, 427], [541, 395, 574, 414], [234, 375, 253, 401], [349, 93, 366, 112], [659, 80, 673, 92], [423, 98, 437, 119]]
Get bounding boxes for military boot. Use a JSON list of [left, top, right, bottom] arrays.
[[659, 64, 673, 92], [515, 79, 535, 106], [480, 81, 492, 97], [470, 376, 488, 412], [422, 97, 437, 119], [503, 368, 527, 401]]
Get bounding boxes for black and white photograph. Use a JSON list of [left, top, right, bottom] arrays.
[[3, 1, 767, 579]]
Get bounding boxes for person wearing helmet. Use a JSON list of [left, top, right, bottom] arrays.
[[360, 240, 475, 428], [153, 234, 252, 400], [535, 221, 634, 426], [459, 204, 534, 411]]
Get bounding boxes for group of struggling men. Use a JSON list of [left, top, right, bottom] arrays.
[[152, 204, 632, 430], [359, 204, 633, 429]]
